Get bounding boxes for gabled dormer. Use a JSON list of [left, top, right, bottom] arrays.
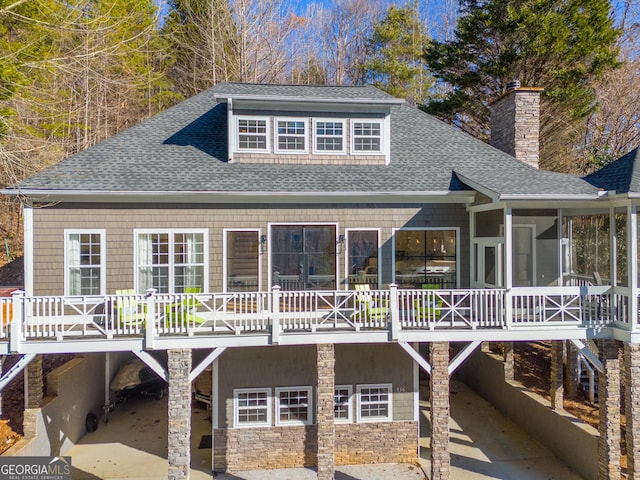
[[214, 83, 404, 166]]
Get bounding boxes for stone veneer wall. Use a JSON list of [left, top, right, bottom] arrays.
[[214, 426, 317, 471], [334, 421, 418, 465], [490, 88, 542, 169], [213, 421, 418, 472]]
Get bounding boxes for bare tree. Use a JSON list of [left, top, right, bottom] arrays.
[[318, 0, 381, 85], [229, 0, 302, 83], [575, 58, 640, 173]]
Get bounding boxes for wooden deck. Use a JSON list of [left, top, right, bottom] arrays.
[[0, 285, 634, 354]]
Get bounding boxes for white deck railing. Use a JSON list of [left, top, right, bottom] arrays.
[[0, 285, 632, 345]]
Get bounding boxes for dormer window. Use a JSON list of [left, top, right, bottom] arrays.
[[275, 118, 308, 153], [238, 118, 269, 152], [352, 121, 382, 153], [314, 120, 345, 154]]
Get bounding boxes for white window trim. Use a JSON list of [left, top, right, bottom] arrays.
[[133, 229, 209, 294], [334, 384, 353, 424], [274, 117, 309, 154], [344, 228, 381, 290], [350, 119, 384, 155], [356, 383, 392, 423], [275, 386, 313, 426], [313, 118, 346, 155], [234, 388, 272, 428], [64, 229, 106, 296], [236, 116, 270, 153], [223, 228, 262, 293], [391, 227, 460, 288]]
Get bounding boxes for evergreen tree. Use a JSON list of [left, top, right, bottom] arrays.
[[423, 0, 620, 172], [362, 3, 433, 105]]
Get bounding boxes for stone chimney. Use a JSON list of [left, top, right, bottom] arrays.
[[490, 80, 544, 169]]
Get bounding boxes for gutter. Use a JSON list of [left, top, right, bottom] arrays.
[[1, 189, 477, 205], [214, 94, 405, 106]]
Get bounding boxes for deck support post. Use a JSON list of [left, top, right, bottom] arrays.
[[168, 348, 192, 480], [25, 354, 43, 409], [503, 342, 514, 381], [430, 341, 450, 480], [550, 341, 564, 410], [316, 343, 335, 480], [625, 342, 640, 479], [598, 339, 621, 480], [565, 340, 579, 396]]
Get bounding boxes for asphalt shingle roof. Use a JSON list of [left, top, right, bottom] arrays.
[[583, 147, 640, 194], [7, 82, 601, 199]]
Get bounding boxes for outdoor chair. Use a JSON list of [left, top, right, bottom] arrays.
[[115, 289, 146, 327], [414, 284, 442, 321], [165, 287, 206, 325], [354, 284, 389, 323], [165, 287, 206, 326]]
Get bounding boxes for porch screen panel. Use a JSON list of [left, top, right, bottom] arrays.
[[616, 209, 628, 287], [271, 225, 336, 290], [567, 214, 610, 285], [227, 231, 259, 291], [395, 230, 457, 289], [348, 230, 379, 289]]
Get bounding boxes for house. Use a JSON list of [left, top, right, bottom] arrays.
[[0, 82, 638, 480]]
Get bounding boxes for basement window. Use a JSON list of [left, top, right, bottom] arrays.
[[234, 388, 272, 427], [334, 385, 353, 423], [275, 386, 313, 426], [357, 383, 392, 422]]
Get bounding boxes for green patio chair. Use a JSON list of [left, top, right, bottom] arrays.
[[414, 284, 442, 321], [355, 284, 389, 323], [116, 289, 146, 327], [165, 287, 206, 325]]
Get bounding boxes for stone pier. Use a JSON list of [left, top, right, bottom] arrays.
[[598, 339, 620, 480], [625, 343, 640, 479], [317, 344, 335, 480], [550, 341, 563, 410], [430, 342, 450, 480], [168, 349, 192, 480]]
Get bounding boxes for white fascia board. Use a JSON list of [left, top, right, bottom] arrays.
[[498, 193, 603, 201], [11, 190, 476, 205], [453, 172, 500, 201], [214, 93, 404, 106], [454, 171, 603, 202]]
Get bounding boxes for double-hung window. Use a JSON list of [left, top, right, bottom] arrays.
[[357, 384, 392, 422], [275, 118, 307, 153], [136, 230, 206, 294], [314, 120, 345, 153], [65, 230, 105, 296], [334, 385, 353, 423], [352, 121, 382, 153], [234, 388, 271, 427], [275, 386, 313, 425], [238, 118, 268, 151]]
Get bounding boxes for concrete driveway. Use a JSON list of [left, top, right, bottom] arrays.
[[67, 381, 583, 480], [419, 381, 584, 480]]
